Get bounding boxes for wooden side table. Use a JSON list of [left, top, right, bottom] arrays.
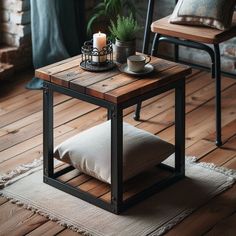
[[36, 55, 191, 214]]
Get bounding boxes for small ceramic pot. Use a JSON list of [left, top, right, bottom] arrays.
[[113, 39, 136, 64]]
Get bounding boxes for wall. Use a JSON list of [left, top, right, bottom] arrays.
[[0, 0, 94, 79], [0, 0, 31, 79]]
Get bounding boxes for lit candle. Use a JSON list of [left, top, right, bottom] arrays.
[[93, 31, 107, 62]]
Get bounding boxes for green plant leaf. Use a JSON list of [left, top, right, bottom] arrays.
[[109, 14, 141, 41], [87, 0, 139, 37]]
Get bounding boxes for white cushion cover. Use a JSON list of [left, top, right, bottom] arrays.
[[54, 121, 174, 184]]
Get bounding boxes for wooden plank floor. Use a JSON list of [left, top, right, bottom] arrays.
[[0, 69, 236, 235]]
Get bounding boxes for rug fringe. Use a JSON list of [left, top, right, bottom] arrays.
[[0, 158, 43, 189], [185, 156, 198, 163], [0, 191, 95, 236], [188, 160, 236, 180], [150, 208, 195, 236]]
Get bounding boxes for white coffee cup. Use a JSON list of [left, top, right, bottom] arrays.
[[127, 55, 151, 73]]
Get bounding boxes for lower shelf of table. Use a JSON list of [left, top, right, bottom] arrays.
[[53, 162, 174, 203]]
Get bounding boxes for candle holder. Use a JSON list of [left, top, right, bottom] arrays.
[[80, 40, 116, 72]]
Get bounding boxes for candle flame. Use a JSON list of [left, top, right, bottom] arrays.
[[98, 31, 101, 35]]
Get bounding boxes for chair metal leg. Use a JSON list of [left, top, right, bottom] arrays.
[[133, 102, 142, 121], [134, 0, 155, 121], [214, 44, 222, 147], [134, 33, 161, 121], [151, 33, 161, 56], [174, 44, 179, 62], [211, 62, 215, 79], [142, 0, 155, 54]]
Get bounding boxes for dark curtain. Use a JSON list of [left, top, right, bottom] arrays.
[[27, 0, 85, 89]]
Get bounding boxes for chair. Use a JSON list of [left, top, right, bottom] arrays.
[[134, 0, 236, 147]]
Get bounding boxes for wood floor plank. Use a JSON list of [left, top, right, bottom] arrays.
[[186, 139, 216, 159], [124, 72, 210, 126], [185, 121, 236, 159], [0, 107, 104, 165], [0, 202, 25, 224], [200, 136, 236, 166], [26, 221, 64, 236], [0, 128, 79, 173], [205, 119, 236, 145], [88, 182, 110, 198], [204, 211, 236, 236], [57, 169, 81, 182], [0, 201, 51, 236], [0, 92, 71, 128], [0, 99, 97, 152], [0, 202, 47, 236], [136, 75, 235, 136], [122, 70, 204, 127], [0, 124, 74, 164], [79, 178, 104, 192], [1, 214, 48, 236], [0, 197, 8, 206], [67, 174, 92, 188], [57, 229, 82, 236], [0, 97, 76, 140], [158, 83, 236, 147], [224, 155, 236, 170], [0, 70, 34, 102], [0, 91, 40, 116], [165, 184, 236, 236]]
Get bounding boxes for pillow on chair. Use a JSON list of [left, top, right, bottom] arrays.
[[169, 0, 236, 30], [54, 121, 174, 184]]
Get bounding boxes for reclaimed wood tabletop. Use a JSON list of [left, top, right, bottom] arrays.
[[36, 54, 191, 104]]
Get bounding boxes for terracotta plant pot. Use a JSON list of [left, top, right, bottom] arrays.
[[113, 39, 136, 64]]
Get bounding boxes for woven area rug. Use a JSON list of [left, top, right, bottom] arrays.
[[0, 156, 236, 236]]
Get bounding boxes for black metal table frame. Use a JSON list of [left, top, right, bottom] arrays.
[[42, 77, 186, 214]]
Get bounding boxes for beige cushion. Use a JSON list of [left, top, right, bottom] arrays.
[[169, 0, 236, 30], [54, 121, 174, 184]]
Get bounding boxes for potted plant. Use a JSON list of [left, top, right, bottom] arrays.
[[109, 14, 141, 63], [87, 0, 136, 35]]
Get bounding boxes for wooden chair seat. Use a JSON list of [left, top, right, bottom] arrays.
[[151, 13, 236, 44]]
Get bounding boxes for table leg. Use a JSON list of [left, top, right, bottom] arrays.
[[111, 106, 123, 214], [43, 84, 54, 179], [142, 0, 155, 54], [214, 44, 222, 147], [175, 79, 185, 176]]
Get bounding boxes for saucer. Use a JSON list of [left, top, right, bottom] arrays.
[[119, 63, 154, 76]]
